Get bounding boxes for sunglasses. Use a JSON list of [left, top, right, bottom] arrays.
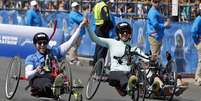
[[119, 30, 131, 35], [37, 40, 48, 45]]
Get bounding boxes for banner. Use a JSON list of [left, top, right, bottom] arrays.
[[0, 24, 63, 58], [0, 10, 198, 73]]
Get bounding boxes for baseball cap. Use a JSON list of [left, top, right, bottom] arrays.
[[104, 0, 114, 3], [71, 2, 80, 7], [30, 0, 37, 6]]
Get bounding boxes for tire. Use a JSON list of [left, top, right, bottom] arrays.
[[61, 61, 73, 101], [131, 62, 147, 101], [137, 71, 147, 101], [131, 84, 139, 101], [167, 71, 177, 101], [5, 56, 21, 99], [85, 58, 105, 100]]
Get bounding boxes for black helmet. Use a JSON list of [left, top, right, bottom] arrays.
[[33, 32, 49, 44], [116, 21, 132, 40]]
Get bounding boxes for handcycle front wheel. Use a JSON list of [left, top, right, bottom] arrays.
[[130, 63, 147, 101], [5, 56, 22, 99], [85, 58, 105, 100], [62, 60, 83, 101], [60, 60, 73, 101]]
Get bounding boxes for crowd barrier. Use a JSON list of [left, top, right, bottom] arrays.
[[0, 10, 197, 73]]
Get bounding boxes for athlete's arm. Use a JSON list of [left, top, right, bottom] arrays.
[[59, 22, 82, 56], [84, 18, 111, 48]]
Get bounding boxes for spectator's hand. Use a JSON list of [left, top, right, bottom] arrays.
[[81, 17, 89, 26], [35, 66, 42, 73]]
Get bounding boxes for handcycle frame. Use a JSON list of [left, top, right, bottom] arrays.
[[4, 56, 83, 101], [85, 46, 178, 101], [85, 48, 150, 101]]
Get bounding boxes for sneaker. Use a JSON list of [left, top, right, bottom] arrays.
[[128, 75, 137, 90], [194, 78, 201, 86], [72, 79, 83, 101], [52, 74, 64, 97], [177, 79, 189, 87], [175, 86, 187, 96], [73, 79, 84, 89], [69, 60, 80, 66]]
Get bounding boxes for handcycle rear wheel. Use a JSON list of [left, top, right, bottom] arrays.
[[5, 56, 22, 99], [165, 71, 177, 101], [85, 58, 105, 100]]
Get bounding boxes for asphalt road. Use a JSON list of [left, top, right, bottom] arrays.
[[0, 57, 201, 101]]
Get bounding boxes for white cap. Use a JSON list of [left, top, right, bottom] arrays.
[[71, 2, 79, 7], [30, 0, 37, 6], [109, 0, 114, 3]]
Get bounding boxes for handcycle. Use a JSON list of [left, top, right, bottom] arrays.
[[5, 56, 83, 101], [85, 45, 150, 101]]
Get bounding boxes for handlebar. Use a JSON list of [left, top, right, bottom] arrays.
[[130, 51, 150, 60], [113, 49, 150, 63]]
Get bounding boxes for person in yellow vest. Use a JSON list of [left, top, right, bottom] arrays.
[[92, 0, 114, 65]]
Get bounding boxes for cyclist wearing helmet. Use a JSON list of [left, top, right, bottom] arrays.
[[25, 20, 85, 98], [82, 18, 148, 96]]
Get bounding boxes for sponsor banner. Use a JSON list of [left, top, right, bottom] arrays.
[[0, 24, 63, 58]]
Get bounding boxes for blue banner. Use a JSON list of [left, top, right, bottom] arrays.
[[0, 10, 198, 73]]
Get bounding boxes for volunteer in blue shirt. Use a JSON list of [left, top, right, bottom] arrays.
[[146, 0, 171, 63], [192, 14, 201, 85], [25, 0, 42, 26], [67, 2, 85, 64]]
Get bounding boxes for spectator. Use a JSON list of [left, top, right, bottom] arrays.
[[92, 0, 114, 65], [181, 0, 191, 22], [58, 0, 65, 11], [46, 2, 54, 11], [67, 2, 85, 65], [25, 0, 42, 26], [137, 3, 145, 18], [22, 1, 29, 10], [146, 0, 171, 64], [191, 9, 201, 86]]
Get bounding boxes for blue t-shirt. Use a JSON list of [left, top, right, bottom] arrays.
[[25, 8, 42, 26], [67, 11, 85, 37], [191, 16, 201, 45], [25, 47, 61, 70], [146, 6, 165, 41]]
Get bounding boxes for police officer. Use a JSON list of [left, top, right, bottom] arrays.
[[92, 0, 114, 65]]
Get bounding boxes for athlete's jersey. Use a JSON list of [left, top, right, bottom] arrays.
[[25, 24, 82, 80], [86, 25, 149, 72]]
